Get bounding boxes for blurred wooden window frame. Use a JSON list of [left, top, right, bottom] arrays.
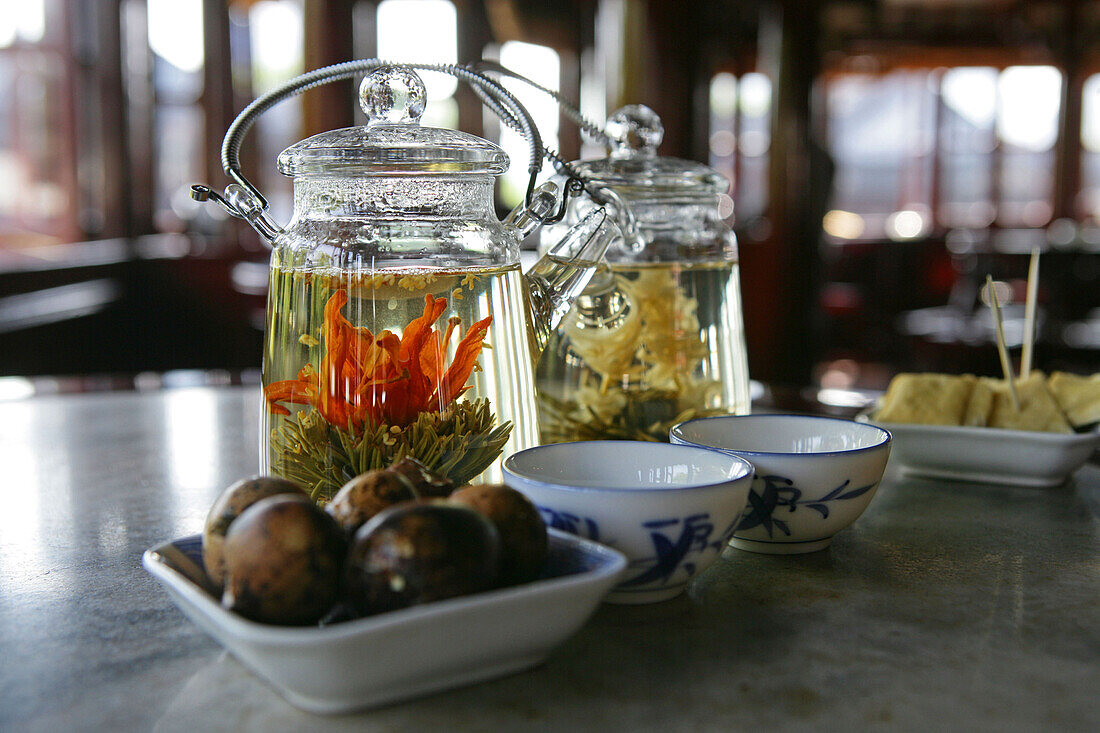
[[818, 46, 1079, 243]]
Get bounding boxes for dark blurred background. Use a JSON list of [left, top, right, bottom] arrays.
[[1, 0, 1098, 397]]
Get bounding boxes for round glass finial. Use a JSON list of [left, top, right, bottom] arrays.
[[360, 66, 427, 125], [606, 104, 664, 158]]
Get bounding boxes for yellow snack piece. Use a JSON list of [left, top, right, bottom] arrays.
[[983, 372, 1073, 433], [963, 378, 995, 427], [1048, 371, 1100, 428], [876, 373, 974, 425]]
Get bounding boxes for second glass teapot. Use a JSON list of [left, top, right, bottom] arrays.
[[536, 105, 752, 443], [195, 65, 619, 499]]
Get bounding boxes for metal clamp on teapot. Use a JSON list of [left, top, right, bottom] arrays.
[[192, 62, 622, 498]]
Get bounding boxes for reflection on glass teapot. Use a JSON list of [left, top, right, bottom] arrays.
[[193, 64, 620, 499], [536, 105, 751, 443]]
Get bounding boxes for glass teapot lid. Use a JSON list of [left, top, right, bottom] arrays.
[[277, 67, 508, 177], [573, 105, 727, 196]]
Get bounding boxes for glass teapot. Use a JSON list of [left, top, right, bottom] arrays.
[[194, 65, 619, 499], [536, 105, 751, 443]]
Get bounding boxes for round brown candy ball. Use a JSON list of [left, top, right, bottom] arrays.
[[386, 457, 455, 498], [221, 495, 346, 626], [449, 484, 548, 585], [203, 475, 305, 588], [326, 469, 417, 535], [344, 502, 501, 616]]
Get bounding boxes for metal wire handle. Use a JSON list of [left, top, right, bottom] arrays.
[[472, 59, 609, 145], [191, 58, 560, 221], [471, 60, 641, 241]]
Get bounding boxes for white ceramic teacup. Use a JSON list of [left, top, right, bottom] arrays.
[[502, 441, 754, 603], [670, 415, 891, 554]]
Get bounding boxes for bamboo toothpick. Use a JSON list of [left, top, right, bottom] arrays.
[[986, 275, 1020, 411], [1021, 248, 1040, 379]]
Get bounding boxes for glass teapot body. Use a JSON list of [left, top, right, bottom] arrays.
[[260, 172, 541, 499], [535, 106, 751, 443], [254, 67, 552, 501]]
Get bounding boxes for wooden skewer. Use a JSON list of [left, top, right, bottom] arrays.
[[986, 275, 1020, 411], [1020, 247, 1040, 379]]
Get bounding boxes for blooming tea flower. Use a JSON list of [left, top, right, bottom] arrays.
[[264, 290, 491, 431]]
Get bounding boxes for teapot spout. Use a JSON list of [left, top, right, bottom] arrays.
[[524, 207, 621, 359]]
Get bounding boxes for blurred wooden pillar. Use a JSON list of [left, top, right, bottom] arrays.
[[613, 0, 646, 107], [113, 0, 156, 237], [456, 0, 494, 139], [639, 2, 698, 159], [1054, 0, 1084, 221], [559, 2, 595, 163], [203, 0, 236, 187], [80, 0, 130, 238], [602, 0, 696, 159], [303, 0, 357, 137], [751, 0, 824, 385]]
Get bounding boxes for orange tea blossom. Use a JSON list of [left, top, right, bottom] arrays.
[[264, 289, 491, 430]]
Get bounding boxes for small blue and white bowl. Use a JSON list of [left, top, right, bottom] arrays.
[[502, 441, 754, 604], [671, 415, 891, 555]]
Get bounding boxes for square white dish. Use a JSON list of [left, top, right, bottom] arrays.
[[858, 414, 1099, 487], [143, 530, 626, 714]]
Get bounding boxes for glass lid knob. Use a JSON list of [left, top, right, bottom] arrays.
[[606, 104, 664, 159], [360, 66, 427, 126]]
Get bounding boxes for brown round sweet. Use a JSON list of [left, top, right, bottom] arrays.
[[221, 495, 346, 626], [344, 502, 501, 616], [387, 457, 455, 498], [449, 484, 548, 585], [325, 469, 416, 535], [202, 475, 306, 588]]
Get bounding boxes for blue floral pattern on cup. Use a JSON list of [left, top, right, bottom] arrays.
[[538, 506, 738, 588], [737, 474, 876, 538], [537, 507, 601, 541]]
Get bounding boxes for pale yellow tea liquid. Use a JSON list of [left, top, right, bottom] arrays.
[[261, 262, 538, 499], [536, 260, 750, 443]]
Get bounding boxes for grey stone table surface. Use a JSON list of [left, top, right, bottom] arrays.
[[1, 386, 1098, 732]]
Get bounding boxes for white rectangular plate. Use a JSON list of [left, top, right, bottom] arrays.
[[859, 415, 1099, 487], [144, 530, 626, 714]]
